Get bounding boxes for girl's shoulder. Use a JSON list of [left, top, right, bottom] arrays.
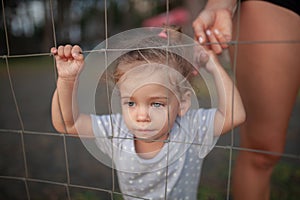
[[91, 113, 129, 138], [184, 108, 217, 120]]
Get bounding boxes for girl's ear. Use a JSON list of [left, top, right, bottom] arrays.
[[178, 91, 191, 116]]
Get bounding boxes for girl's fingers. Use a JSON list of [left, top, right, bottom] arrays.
[[214, 29, 229, 49], [50, 47, 57, 55], [199, 51, 209, 66], [192, 45, 209, 76], [63, 44, 73, 58], [205, 50, 222, 72], [57, 46, 65, 57], [206, 29, 222, 54], [71, 45, 84, 61], [54, 45, 83, 60]]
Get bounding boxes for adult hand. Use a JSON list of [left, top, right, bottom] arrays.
[[193, 8, 232, 54]]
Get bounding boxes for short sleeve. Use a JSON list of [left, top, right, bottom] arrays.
[[91, 114, 112, 137], [186, 109, 218, 158], [90, 113, 123, 157], [198, 108, 218, 158]]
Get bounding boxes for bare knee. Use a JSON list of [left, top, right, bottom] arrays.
[[238, 125, 287, 172], [246, 151, 282, 172]]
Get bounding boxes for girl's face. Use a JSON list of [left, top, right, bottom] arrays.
[[118, 63, 188, 141], [120, 82, 180, 141]]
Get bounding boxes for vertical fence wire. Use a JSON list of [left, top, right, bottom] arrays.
[[102, 0, 117, 198], [1, 0, 300, 200], [49, 0, 71, 199], [1, 0, 30, 199], [164, 0, 171, 199], [226, 1, 241, 199]]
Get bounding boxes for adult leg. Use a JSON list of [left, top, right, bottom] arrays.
[[230, 1, 300, 200]]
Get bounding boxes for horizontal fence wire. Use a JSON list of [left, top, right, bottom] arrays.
[[1, 0, 300, 200]]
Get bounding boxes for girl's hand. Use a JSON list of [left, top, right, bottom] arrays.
[[194, 48, 220, 75], [51, 45, 84, 81], [193, 8, 232, 54], [205, 51, 222, 74]]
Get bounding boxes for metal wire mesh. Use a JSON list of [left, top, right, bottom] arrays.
[[1, 0, 300, 200]]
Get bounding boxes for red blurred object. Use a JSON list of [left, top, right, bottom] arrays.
[[142, 7, 190, 27]]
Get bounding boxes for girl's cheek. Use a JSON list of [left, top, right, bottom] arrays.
[[150, 108, 167, 119], [152, 110, 169, 126]]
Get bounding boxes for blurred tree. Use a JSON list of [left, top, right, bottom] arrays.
[[57, 0, 71, 43], [0, 0, 188, 55]]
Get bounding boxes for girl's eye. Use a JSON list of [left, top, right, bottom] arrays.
[[151, 102, 164, 108], [127, 102, 135, 107]]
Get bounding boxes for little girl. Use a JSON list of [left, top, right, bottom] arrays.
[[51, 27, 245, 200]]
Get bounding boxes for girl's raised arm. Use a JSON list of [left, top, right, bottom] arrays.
[[51, 45, 93, 136]]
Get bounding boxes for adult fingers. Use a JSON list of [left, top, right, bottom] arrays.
[[193, 10, 216, 45], [206, 29, 222, 54], [192, 19, 207, 45], [214, 29, 229, 49], [215, 9, 233, 44]]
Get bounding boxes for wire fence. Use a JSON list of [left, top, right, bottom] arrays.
[[1, 0, 300, 200]]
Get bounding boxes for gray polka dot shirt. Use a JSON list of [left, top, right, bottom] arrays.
[[91, 108, 217, 200]]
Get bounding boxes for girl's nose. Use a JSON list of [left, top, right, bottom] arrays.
[[136, 106, 150, 122]]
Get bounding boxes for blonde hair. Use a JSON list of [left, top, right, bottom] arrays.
[[113, 26, 194, 96]]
